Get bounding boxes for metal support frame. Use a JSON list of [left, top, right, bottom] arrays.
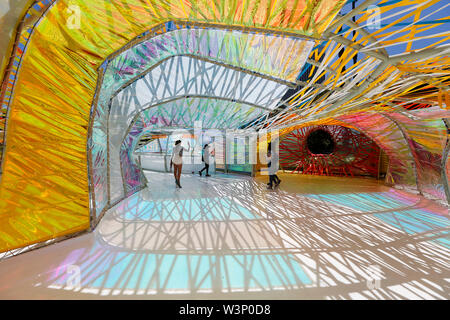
[[442, 118, 450, 205], [381, 113, 421, 192]]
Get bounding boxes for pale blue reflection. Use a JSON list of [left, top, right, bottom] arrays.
[[121, 197, 258, 221], [50, 243, 311, 292], [306, 191, 450, 248]]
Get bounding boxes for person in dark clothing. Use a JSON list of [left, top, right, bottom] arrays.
[[199, 144, 212, 177], [267, 151, 281, 189]]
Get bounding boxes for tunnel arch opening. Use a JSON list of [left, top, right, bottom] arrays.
[[306, 129, 335, 155]]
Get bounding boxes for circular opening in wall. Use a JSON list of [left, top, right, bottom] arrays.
[[306, 129, 335, 154]]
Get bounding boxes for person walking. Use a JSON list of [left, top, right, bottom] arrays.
[[170, 139, 190, 188], [267, 150, 281, 189], [199, 144, 212, 177]]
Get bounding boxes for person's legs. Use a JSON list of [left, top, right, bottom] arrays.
[[173, 164, 178, 180], [174, 164, 182, 187], [268, 175, 275, 189], [173, 165, 178, 184], [199, 163, 210, 176], [274, 174, 281, 185], [177, 164, 183, 183]]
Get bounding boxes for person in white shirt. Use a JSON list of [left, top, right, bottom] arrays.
[[267, 150, 281, 189], [170, 140, 190, 188], [198, 144, 213, 177]]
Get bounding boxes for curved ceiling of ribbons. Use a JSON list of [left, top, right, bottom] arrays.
[[0, 0, 449, 254], [104, 55, 290, 220]]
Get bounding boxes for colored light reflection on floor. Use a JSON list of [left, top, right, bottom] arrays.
[[306, 191, 450, 248], [1, 173, 448, 299], [48, 245, 312, 295], [120, 197, 258, 221]]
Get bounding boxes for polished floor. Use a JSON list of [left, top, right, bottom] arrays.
[[0, 172, 449, 299]]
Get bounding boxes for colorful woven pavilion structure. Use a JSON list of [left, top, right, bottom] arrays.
[[0, 0, 448, 257]]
